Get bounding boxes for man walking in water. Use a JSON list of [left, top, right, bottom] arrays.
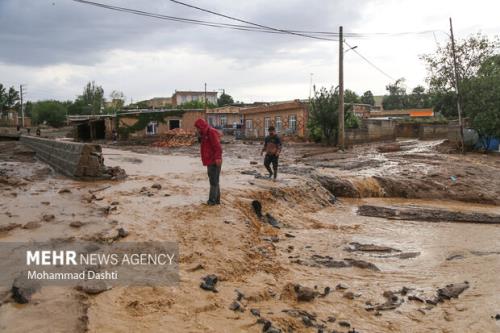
[[261, 126, 282, 180], [195, 118, 222, 205]]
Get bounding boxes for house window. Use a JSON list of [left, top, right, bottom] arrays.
[[289, 115, 297, 132], [146, 121, 158, 135], [220, 115, 227, 127], [245, 119, 253, 129], [264, 117, 271, 136], [275, 116, 282, 133], [169, 119, 180, 130]]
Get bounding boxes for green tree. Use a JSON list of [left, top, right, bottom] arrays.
[[217, 92, 234, 106], [107, 90, 126, 113], [308, 86, 358, 145], [32, 100, 68, 127], [0, 84, 20, 115], [421, 33, 499, 118], [177, 100, 216, 109], [361, 90, 375, 106], [81, 81, 105, 115], [382, 78, 408, 110], [461, 55, 500, 144], [408, 85, 431, 108]]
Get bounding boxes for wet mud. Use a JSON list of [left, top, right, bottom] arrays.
[[0, 140, 499, 332]]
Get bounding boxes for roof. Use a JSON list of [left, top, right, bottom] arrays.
[[117, 109, 204, 116], [207, 106, 241, 114], [239, 100, 307, 115], [173, 91, 218, 96]]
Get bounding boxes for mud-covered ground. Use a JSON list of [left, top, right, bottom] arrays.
[[0, 139, 499, 333]]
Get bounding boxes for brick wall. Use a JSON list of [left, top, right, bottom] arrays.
[[20, 136, 105, 178]]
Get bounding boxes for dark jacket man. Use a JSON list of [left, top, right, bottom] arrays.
[[195, 118, 222, 205], [261, 126, 282, 180]]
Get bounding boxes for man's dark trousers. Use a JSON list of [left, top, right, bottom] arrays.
[[207, 164, 221, 204], [264, 154, 279, 178]]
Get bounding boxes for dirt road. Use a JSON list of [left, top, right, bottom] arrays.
[[0, 139, 499, 333]]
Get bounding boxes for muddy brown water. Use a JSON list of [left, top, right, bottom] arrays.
[[0, 142, 499, 332]]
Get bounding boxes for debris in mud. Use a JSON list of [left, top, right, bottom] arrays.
[[286, 283, 319, 302], [151, 183, 162, 189], [437, 282, 469, 300], [338, 320, 351, 327], [58, 187, 71, 194], [345, 242, 400, 253], [292, 255, 380, 271], [82, 193, 96, 203], [11, 276, 41, 304], [229, 300, 244, 312], [494, 314, 500, 320], [377, 143, 401, 153], [76, 281, 111, 295], [376, 251, 421, 259], [252, 200, 263, 218], [0, 223, 21, 232], [22, 221, 41, 230], [358, 204, 500, 224], [446, 254, 465, 261], [104, 165, 127, 180], [250, 161, 258, 165], [187, 264, 204, 272], [200, 274, 218, 292], [336, 283, 349, 290], [343, 291, 355, 300], [42, 214, 55, 222], [264, 213, 281, 228]]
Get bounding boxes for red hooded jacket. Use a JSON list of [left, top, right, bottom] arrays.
[[194, 118, 222, 166]]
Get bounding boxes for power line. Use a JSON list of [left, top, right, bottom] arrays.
[[344, 40, 395, 81]]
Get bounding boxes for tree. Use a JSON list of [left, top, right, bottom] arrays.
[[421, 33, 499, 119], [308, 86, 358, 145], [382, 78, 408, 110], [461, 54, 500, 145], [32, 100, 67, 127], [80, 81, 104, 115], [107, 90, 126, 113], [217, 92, 234, 106], [0, 84, 20, 115], [408, 85, 431, 109], [177, 100, 216, 109], [361, 90, 375, 106]]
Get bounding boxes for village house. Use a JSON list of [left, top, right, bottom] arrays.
[[239, 100, 308, 138], [171, 91, 217, 107], [206, 105, 243, 129], [68, 109, 204, 141], [0, 110, 31, 128]]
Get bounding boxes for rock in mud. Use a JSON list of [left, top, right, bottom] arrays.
[[200, 274, 218, 292], [250, 308, 261, 317], [77, 281, 111, 295], [229, 301, 244, 312], [22, 221, 41, 230], [151, 183, 162, 189], [338, 320, 351, 327], [437, 282, 469, 300], [70, 221, 84, 228], [336, 283, 349, 290], [42, 214, 55, 222], [294, 284, 319, 302], [117, 227, 129, 238], [58, 188, 72, 194], [343, 291, 355, 300], [252, 200, 263, 218], [344, 258, 381, 272], [11, 276, 41, 304], [264, 213, 281, 228]]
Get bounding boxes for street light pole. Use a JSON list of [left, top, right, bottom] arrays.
[[338, 26, 345, 149]]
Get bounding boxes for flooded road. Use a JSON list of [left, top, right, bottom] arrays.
[[0, 140, 499, 332]]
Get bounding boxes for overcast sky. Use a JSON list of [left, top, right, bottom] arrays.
[[0, 0, 499, 103]]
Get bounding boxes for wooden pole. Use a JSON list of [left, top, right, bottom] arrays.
[[338, 26, 345, 149], [449, 18, 465, 152]]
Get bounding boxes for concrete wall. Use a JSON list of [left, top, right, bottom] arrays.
[[20, 136, 105, 178], [346, 119, 396, 145], [418, 124, 449, 139]]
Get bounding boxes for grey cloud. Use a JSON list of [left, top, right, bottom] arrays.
[[0, 0, 367, 67]]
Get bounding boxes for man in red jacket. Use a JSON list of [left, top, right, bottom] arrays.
[[194, 118, 223, 205]]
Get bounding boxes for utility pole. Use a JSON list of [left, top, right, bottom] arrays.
[[20, 84, 25, 128], [338, 26, 345, 150], [308, 73, 314, 99], [449, 18, 464, 153], [204, 83, 207, 112]]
